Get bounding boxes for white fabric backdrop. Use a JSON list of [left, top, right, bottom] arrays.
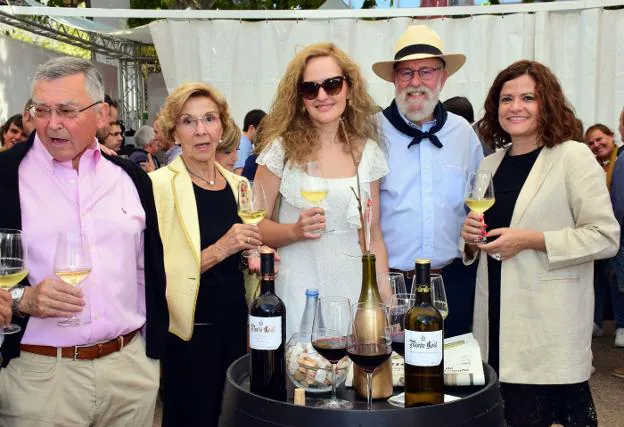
[[150, 8, 623, 136]]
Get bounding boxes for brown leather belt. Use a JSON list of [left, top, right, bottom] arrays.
[[390, 267, 442, 280], [20, 329, 139, 361]]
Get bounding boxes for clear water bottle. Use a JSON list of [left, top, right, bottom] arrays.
[[298, 288, 319, 342]]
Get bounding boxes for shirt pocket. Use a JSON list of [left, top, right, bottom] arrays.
[[441, 164, 467, 208]]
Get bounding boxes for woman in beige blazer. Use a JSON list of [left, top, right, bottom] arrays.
[[461, 61, 619, 427], [150, 82, 261, 427]]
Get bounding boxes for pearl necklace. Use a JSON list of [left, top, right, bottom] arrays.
[[182, 156, 217, 186]]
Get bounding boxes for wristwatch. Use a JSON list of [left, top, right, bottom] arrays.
[[10, 286, 25, 314]]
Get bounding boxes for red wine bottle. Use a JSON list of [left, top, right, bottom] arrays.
[[249, 248, 286, 401]]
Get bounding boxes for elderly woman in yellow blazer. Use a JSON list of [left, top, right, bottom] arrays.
[[461, 61, 619, 427], [150, 82, 262, 427]]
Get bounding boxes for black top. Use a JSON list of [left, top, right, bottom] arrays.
[[483, 147, 542, 374], [193, 183, 246, 324], [0, 133, 168, 365]]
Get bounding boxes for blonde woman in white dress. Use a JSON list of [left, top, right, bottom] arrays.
[[254, 43, 391, 336]]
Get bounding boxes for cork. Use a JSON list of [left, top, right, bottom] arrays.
[[294, 388, 306, 406]]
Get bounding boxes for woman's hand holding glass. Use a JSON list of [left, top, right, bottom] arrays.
[[300, 161, 329, 235], [212, 223, 262, 259], [295, 207, 326, 241], [464, 171, 495, 243], [237, 181, 267, 257], [461, 211, 486, 248]]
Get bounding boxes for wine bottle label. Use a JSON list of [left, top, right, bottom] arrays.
[[249, 315, 282, 350], [404, 330, 443, 367]]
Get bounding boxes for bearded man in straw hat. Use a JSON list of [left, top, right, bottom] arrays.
[[375, 25, 483, 338]]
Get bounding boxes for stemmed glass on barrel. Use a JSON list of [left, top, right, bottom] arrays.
[[347, 302, 393, 410], [311, 296, 352, 409]]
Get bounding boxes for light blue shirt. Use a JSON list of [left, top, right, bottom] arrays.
[[379, 111, 484, 270], [235, 135, 252, 170], [165, 144, 182, 165]]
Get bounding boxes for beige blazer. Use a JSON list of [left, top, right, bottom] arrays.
[[461, 141, 619, 384], [150, 157, 248, 340]]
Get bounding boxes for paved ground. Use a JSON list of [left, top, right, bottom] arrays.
[[590, 320, 624, 427], [153, 320, 624, 426]]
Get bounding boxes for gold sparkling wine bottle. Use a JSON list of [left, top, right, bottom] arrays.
[[404, 259, 444, 407], [353, 253, 393, 400]]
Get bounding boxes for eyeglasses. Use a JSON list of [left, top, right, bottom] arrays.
[[298, 76, 348, 100], [394, 66, 442, 82], [177, 114, 220, 130], [29, 101, 102, 120]]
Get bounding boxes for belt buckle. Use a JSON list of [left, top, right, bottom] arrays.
[[72, 343, 91, 361]]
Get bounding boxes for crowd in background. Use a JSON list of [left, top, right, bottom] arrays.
[[0, 23, 622, 427]]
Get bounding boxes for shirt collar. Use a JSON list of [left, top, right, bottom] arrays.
[[32, 133, 103, 174]]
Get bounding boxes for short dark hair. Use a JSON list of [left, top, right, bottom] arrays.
[[2, 114, 23, 134], [243, 109, 266, 132], [1, 114, 24, 144], [443, 96, 474, 124], [105, 94, 118, 109]]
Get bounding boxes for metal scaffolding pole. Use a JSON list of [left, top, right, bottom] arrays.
[[0, 9, 157, 129]]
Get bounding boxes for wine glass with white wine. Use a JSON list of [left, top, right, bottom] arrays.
[[300, 161, 329, 233], [464, 171, 495, 243], [55, 231, 92, 327], [0, 229, 28, 335], [237, 181, 268, 257]]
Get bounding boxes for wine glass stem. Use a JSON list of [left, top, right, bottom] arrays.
[[366, 372, 373, 409], [331, 363, 338, 401]]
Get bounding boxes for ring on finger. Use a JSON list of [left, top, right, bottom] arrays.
[[247, 237, 251, 244], [492, 253, 502, 261]]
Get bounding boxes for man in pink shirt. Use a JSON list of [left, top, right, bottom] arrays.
[[0, 57, 168, 426]]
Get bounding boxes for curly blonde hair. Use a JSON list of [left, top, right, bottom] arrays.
[[255, 43, 381, 165], [157, 82, 236, 148]]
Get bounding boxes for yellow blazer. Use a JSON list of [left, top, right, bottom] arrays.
[[461, 141, 619, 384], [150, 157, 248, 340]]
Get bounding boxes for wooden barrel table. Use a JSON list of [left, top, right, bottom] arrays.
[[219, 355, 505, 427]]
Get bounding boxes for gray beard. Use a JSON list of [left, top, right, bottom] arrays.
[[396, 95, 438, 124], [395, 84, 441, 124]]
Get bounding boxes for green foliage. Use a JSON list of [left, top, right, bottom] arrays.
[[361, 0, 376, 8], [128, 0, 166, 28]]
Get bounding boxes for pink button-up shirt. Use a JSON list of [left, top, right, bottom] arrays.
[[19, 135, 146, 347]]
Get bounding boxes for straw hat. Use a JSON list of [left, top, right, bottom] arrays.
[[372, 25, 466, 82]]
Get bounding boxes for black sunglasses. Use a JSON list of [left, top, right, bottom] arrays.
[[298, 76, 349, 100]]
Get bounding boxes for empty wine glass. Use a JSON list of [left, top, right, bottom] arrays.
[[348, 302, 392, 410], [300, 161, 329, 233], [464, 171, 495, 243], [431, 274, 448, 321], [411, 273, 448, 321], [311, 296, 352, 409], [378, 272, 407, 296], [55, 231, 92, 327], [386, 293, 414, 407], [237, 180, 268, 257], [0, 229, 27, 335]]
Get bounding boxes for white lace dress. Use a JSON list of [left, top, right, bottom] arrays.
[[257, 139, 389, 337]]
